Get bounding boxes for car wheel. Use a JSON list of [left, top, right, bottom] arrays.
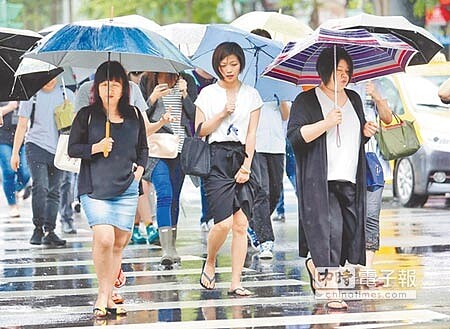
[[394, 158, 428, 207]]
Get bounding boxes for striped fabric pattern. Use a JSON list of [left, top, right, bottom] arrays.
[[262, 28, 418, 86], [162, 81, 185, 153]]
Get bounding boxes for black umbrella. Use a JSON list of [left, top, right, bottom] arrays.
[[0, 27, 61, 101], [320, 13, 443, 65]]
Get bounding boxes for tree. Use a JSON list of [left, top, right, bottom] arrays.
[[78, 0, 223, 24], [9, 0, 61, 31]]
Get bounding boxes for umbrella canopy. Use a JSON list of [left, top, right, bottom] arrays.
[[0, 27, 43, 101], [231, 11, 313, 44], [10, 58, 63, 100], [320, 13, 443, 65], [190, 24, 299, 102], [24, 20, 192, 73], [263, 28, 418, 86], [157, 23, 206, 57]]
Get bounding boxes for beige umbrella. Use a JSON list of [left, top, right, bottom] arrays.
[[230, 10, 312, 44]]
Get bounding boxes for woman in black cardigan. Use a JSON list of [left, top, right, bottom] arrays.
[[287, 47, 378, 309], [68, 61, 148, 318]]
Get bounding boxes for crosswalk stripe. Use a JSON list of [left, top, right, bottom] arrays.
[[0, 267, 256, 283], [0, 279, 304, 298], [53, 310, 450, 329], [0, 255, 203, 269]]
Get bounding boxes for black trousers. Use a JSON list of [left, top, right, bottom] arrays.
[[327, 180, 357, 267], [249, 152, 284, 244]]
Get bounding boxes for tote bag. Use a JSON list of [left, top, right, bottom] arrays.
[[147, 133, 179, 159], [54, 134, 80, 173], [180, 123, 210, 177], [375, 113, 420, 160]]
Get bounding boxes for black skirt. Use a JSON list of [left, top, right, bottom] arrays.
[[204, 142, 258, 224]]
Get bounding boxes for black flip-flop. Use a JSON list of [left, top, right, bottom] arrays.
[[305, 258, 317, 294], [227, 287, 254, 297], [199, 260, 215, 290]]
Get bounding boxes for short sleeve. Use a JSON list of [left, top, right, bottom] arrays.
[[249, 87, 263, 112], [194, 87, 209, 116], [18, 98, 33, 118], [130, 82, 148, 112]]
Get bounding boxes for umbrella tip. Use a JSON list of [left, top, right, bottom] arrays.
[[109, 6, 114, 22]]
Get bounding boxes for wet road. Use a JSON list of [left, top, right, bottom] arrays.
[[1, 179, 450, 328]]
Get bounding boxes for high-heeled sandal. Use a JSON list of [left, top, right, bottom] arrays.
[[305, 258, 317, 294], [106, 306, 127, 316], [93, 307, 108, 318]]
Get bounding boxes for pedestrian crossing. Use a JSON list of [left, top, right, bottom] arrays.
[[1, 183, 450, 328]]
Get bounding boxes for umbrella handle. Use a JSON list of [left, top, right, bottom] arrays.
[[103, 121, 110, 158]]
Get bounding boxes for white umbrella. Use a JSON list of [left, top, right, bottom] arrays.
[[157, 23, 207, 57]]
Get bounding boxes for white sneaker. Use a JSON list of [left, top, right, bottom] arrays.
[[259, 241, 274, 259], [9, 206, 20, 218]]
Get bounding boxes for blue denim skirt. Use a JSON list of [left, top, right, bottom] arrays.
[[80, 180, 139, 232]]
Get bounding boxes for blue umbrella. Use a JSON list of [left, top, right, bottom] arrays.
[[24, 20, 192, 72], [190, 24, 299, 102]]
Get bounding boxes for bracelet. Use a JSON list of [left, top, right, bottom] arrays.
[[240, 165, 251, 174]]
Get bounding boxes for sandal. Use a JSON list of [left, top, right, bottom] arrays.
[[199, 260, 216, 290], [227, 287, 254, 297], [93, 307, 108, 318], [325, 300, 348, 310], [305, 258, 317, 294], [106, 306, 127, 316], [112, 292, 124, 304], [114, 268, 126, 288]]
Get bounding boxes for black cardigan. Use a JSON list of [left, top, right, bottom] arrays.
[[68, 105, 148, 199], [287, 87, 368, 267]]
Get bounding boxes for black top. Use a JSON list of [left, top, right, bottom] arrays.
[[0, 102, 18, 145], [287, 88, 368, 267], [68, 105, 148, 199]]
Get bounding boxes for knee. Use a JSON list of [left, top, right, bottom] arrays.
[[94, 235, 114, 250], [232, 221, 247, 236], [214, 220, 232, 234]]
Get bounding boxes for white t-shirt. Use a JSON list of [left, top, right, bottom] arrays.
[[316, 88, 360, 184], [256, 101, 286, 154], [195, 83, 263, 144]]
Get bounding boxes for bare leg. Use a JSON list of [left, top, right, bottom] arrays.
[[230, 210, 248, 291], [137, 180, 153, 226], [200, 216, 232, 288], [92, 225, 116, 308], [365, 250, 375, 268], [110, 228, 131, 304]]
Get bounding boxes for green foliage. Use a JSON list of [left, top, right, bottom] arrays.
[[411, 0, 439, 18], [79, 0, 223, 24], [9, 0, 57, 31]]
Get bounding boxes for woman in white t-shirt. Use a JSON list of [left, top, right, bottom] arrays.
[[195, 42, 262, 296]]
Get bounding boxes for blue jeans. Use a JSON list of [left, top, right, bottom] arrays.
[[59, 171, 75, 223], [26, 143, 63, 232], [0, 144, 30, 205], [275, 139, 297, 215], [151, 156, 184, 227]]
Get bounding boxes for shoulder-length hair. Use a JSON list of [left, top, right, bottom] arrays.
[[212, 42, 245, 80], [141, 71, 178, 102], [92, 61, 131, 117], [316, 47, 353, 85]]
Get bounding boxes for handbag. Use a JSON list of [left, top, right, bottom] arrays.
[[374, 112, 420, 160], [365, 150, 384, 192], [54, 80, 74, 132], [147, 133, 180, 159], [180, 123, 211, 177], [54, 134, 81, 173]]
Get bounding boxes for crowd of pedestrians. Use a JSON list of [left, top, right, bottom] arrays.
[[0, 27, 401, 316]]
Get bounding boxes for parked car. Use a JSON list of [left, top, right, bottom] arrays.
[[376, 73, 450, 207]]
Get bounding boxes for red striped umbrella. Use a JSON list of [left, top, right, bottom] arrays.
[[262, 28, 418, 86]]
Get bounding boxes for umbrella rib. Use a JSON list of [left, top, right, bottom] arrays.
[[0, 54, 16, 74], [389, 30, 427, 62]]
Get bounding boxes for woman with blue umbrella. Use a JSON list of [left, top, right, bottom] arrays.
[[68, 61, 148, 318]]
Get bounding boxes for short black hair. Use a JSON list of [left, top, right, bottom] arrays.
[[212, 42, 245, 80], [92, 61, 130, 117], [250, 28, 272, 39], [316, 47, 353, 85]]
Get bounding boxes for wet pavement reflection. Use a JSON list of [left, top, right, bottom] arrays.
[[1, 182, 450, 328]]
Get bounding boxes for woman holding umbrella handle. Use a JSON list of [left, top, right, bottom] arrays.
[[288, 47, 376, 310], [68, 61, 148, 318], [195, 42, 262, 296]]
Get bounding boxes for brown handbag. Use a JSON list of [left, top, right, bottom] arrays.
[[147, 133, 180, 159]]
